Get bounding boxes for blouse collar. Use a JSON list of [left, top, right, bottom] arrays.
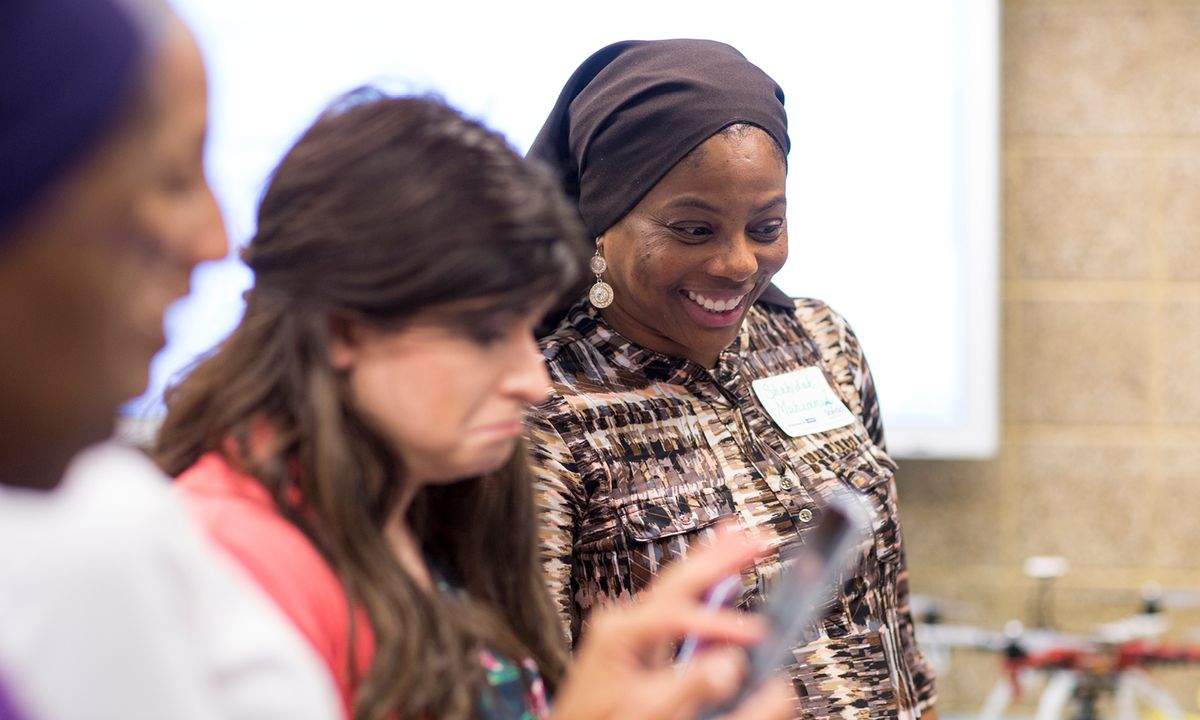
[[560, 300, 753, 386]]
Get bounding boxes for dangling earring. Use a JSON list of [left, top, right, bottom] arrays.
[[588, 244, 614, 309]]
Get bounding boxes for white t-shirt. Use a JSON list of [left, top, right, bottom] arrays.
[[0, 441, 343, 720]]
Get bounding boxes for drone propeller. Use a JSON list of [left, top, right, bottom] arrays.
[[1069, 582, 1200, 614], [1139, 582, 1200, 613], [916, 619, 1095, 656], [1093, 614, 1172, 644], [916, 622, 1009, 652]]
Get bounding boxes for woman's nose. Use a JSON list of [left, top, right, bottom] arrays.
[[707, 234, 758, 282], [503, 334, 552, 407], [182, 181, 228, 266]]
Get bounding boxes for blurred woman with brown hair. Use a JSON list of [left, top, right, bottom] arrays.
[[157, 92, 792, 720]]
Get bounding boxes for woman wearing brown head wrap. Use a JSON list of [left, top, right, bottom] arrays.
[[528, 39, 938, 719]]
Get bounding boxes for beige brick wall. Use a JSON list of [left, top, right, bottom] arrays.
[[898, 0, 1200, 713]]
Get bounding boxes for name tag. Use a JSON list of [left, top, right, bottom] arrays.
[[751, 367, 855, 438]]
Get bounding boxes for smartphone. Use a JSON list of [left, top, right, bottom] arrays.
[[691, 489, 869, 718]]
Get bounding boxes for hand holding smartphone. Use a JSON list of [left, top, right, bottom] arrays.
[[681, 489, 870, 719]]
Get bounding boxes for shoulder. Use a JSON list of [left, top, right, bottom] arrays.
[[535, 332, 603, 421], [538, 300, 589, 352], [175, 454, 363, 686], [176, 455, 323, 573], [538, 315, 586, 366], [750, 295, 863, 358], [176, 455, 348, 617], [790, 296, 837, 323], [0, 443, 344, 720], [537, 301, 610, 382], [0, 442, 198, 585], [786, 296, 850, 339]]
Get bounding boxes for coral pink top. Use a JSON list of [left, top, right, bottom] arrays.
[[176, 453, 374, 717]]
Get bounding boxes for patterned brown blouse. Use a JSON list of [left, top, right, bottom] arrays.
[[527, 298, 936, 719]]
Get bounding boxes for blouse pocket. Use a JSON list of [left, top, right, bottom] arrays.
[[613, 485, 737, 589], [617, 484, 735, 542], [831, 444, 903, 567]]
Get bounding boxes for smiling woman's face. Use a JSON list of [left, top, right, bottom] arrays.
[[597, 126, 787, 367]]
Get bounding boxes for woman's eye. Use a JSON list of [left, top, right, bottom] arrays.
[[158, 169, 195, 195], [670, 225, 713, 241], [468, 327, 505, 346], [448, 319, 502, 346], [751, 223, 784, 241]]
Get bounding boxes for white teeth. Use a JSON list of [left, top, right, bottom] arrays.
[[686, 291, 745, 314]]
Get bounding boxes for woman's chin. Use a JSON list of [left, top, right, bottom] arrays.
[[426, 443, 518, 484], [670, 323, 744, 362]]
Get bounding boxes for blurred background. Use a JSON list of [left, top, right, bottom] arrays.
[[902, 1, 1200, 716], [126, 0, 1200, 716], [130, 0, 1002, 459]]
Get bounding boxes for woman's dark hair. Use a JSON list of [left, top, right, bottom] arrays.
[[156, 92, 586, 720]]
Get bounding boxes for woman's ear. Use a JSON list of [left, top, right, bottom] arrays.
[[328, 315, 363, 371]]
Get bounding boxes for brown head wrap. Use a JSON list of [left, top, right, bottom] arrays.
[[528, 39, 789, 238], [528, 38, 793, 312]]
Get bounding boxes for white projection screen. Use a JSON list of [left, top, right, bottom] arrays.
[[130, 0, 999, 459]]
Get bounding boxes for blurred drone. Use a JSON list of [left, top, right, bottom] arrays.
[[913, 559, 1200, 720]]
